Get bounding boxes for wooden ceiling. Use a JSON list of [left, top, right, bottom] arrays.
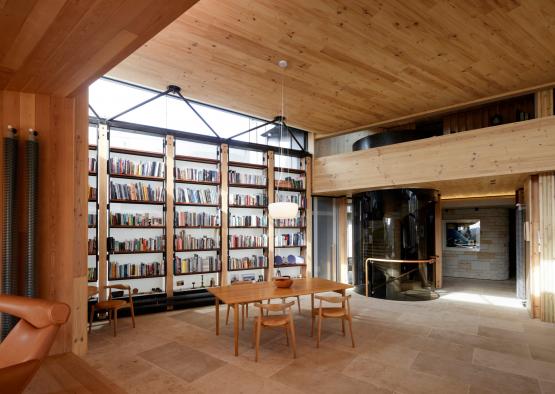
[[0, 0, 197, 96], [109, 0, 555, 134]]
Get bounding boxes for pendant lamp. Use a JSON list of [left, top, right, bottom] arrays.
[[268, 60, 299, 219]]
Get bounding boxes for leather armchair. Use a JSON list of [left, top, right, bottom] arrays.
[[0, 295, 70, 393]]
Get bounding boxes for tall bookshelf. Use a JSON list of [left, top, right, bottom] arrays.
[[227, 148, 269, 283], [90, 128, 312, 308], [272, 154, 310, 279], [88, 124, 99, 283], [106, 129, 167, 296]]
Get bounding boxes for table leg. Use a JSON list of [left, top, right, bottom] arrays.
[[234, 303, 239, 356], [215, 297, 220, 336], [341, 289, 346, 335]]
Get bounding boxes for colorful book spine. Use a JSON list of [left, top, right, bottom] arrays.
[[229, 234, 268, 248], [175, 187, 218, 204], [229, 215, 267, 227], [109, 261, 164, 279], [109, 158, 164, 178], [275, 232, 305, 247], [229, 255, 267, 270], [108, 236, 165, 253], [176, 168, 219, 182], [88, 238, 97, 254], [175, 231, 219, 250], [110, 212, 163, 226], [229, 171, 266, 185], [274, 217, 305, 227], [88, 158, 97, 173], [175, 211, 220, 227], [275, 193, 306, 208], [110, 181, 165, 202], [174, 255, 220, 274], [275, 176, 304, 189], [229, 193, 268, 206]]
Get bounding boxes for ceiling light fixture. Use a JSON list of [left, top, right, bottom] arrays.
[[268, 59, 299, 219]]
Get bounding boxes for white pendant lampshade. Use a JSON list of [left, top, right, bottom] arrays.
[[268, 201, 298, 219]]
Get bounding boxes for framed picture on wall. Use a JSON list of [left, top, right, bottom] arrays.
[[443, 220, 480, 251]]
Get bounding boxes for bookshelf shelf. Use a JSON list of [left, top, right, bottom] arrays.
[[88, 198, 97, 202], [174, 225, 221, 229], [229, 204, 268, 209], [228, 266, 268, 272], [229, 246, 268, 250], [88, 225, 97, 229], [110, 225, 165, 229], [275, 264, 307, 268], [274, 167, 305, 174], [275, 187, 306, 192], [175, 202, 219, 207], [109, 173, 165, 182], [88, 278, 98, 283], [274, 226, 306, 229], [175, 248, 220, 252], [174, 155, 220, 164], [88, 253, 97, 256], [175, 179, 220, 186], [108, 274, 166, 281], [110, 147, 164, 158], [110, 250, 165, 255], [174, 270, 221, 276], [228, 183, 267, 189], [88, 145, 97, 150], [275, 245, 306, 248], [110, 199, 165, 205], [228, 161, 267, 170], [229, 226, 268, 229], [89, 171, 97, 176]]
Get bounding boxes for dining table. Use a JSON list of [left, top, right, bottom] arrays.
[[207, 277, 353, 356]]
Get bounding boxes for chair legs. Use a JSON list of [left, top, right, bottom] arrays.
[[316, 313, 322, 348], [296, 296, 301, 314], [289, 321, 297, 358], [89, 305, 95, 333], [254, 319, 261, 362], [347, 316, 355, 348]]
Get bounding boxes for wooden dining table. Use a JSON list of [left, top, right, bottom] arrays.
[[207, 278, 353, 356]]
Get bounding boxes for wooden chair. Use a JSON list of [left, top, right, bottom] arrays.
[[312, 294, 355, 348], [88, 284, 136, 337], [253, 301, 297, 362], [225, 281, 267, 330]]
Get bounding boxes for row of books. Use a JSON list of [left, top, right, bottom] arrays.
[[229, 234, 268, 248], [176, 168, 219, 182], [175, 232, 219, 250], [275, 194, 306, 207], [110, 181, 165, 202], [176, 187, 218, 204], [88, 238, 97, 255], [89, 158, 97, 173], [275, 176, 304, 189], [274, 217, 305, 227], [109, 158, 164, 178], [109, 261, 164, 279], [174, 255, 220, 274], [275, 232, 305, 247], [89, 186, 97, 200], [108, 236, 165, 253], [110, 212, 163, 227], [229, 255, 267, 270], [229, 194, 267, 207], [175, 211, 220, 227], [229, 171, 266, 185], [87, 267, 97, 281], [229, 215, 267, 227], [88, 214, 97, 227]]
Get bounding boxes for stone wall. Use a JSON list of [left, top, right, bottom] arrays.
[[442, 207, 509, 280]]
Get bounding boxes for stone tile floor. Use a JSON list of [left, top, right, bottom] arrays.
[[77, 277, 555, 394]]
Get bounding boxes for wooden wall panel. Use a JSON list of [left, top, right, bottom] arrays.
[[313, 117, 555, 196], [0, 90, 88, 355], [538, 173, 555, 322]]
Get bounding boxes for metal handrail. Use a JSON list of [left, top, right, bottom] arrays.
[[364, 257, 436, 297]]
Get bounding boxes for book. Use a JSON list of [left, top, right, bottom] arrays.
[[109, 157, 164, 178], [275, 232, 305, 247], [109, 261, 164, 279], [229, 214, 267, 227], [229, 234, 268, 248], [108, 236, 165, 253], [110, 181, 165, 202], [110, 212, 163, 227], [174, 254, 221, 274], [229, 255, 267, 270], [175, 187, 218, 204], [175, 231, 219, 250], [229, 193, 268, 206], [175, 211, 220, 227], [176, 167, 219, 182], [229, 170, 266, 185]]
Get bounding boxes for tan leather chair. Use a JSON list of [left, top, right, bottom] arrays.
[[89, 284, 136, 337], [312, 294, 355, 348], [0, 295, 70, 393], [253, 300, 297, 362]]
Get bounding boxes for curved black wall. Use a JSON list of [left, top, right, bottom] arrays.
[[353, 189, 438, 299]]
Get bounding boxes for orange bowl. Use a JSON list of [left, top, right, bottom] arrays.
[[274, 278, 293, 288]]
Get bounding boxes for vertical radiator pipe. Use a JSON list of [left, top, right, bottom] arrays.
[[24, 129, 38, 298], [1, 126, 18, 340]]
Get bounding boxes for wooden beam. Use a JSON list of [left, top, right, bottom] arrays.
[[314, 117, 555, 196], [434, 196, 442, 289], [535, 89, 554, 118]]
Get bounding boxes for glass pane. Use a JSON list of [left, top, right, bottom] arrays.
[[192, 103, 251, 138], [110, 128, 164, 153], [89, 79, 154, 120]]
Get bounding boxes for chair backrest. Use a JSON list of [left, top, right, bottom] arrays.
[[254, 300, 295, 315], [315, 294, 352, 313], [0, 295, 70, 369], [105, 284, 132, 303]]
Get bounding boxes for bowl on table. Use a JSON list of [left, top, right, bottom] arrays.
[[274, 277, 293, 288]]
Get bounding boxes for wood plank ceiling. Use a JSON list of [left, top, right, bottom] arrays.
[[109, 0, 555, 134], [0, 0, 197, 97]]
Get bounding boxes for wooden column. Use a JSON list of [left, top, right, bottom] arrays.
[[266, 151, 275, 281], [165, 135, 175, 299], [97, 124, 108, 301], [304, 156, 313, 277], [525, 175, 541, 318], [538, 173, 555, 322], [220, 144, 229, 285], [535, 88, 554, 118], [434, 195, 443, 288], [337, 197, 348, 283]]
